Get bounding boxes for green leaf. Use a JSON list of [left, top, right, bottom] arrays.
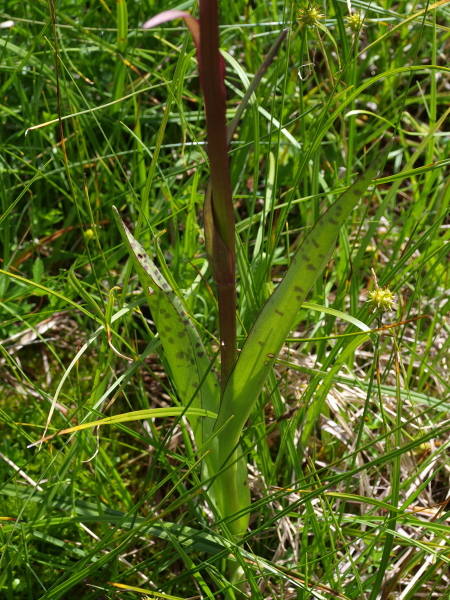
[[31, 406, 218, 446], [301, 301, 373, 335], [32, 257, 44, 284], [300, 333, 371, 451], [224, 28, 289, 145], [68, 263, 104, 321], [113, 208, 220, 449], [109, 582, 191, 600], [215, 143, 392, 469]]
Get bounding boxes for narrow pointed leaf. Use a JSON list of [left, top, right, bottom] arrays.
[[113, 208, 220, 448], [109, 582, 186, 600], [215, 143, 392, 457], [31, 407, 217, 446], [226, 28, 289, 145]]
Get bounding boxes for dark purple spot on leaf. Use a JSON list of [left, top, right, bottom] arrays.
[[307, 263, 316, 271]]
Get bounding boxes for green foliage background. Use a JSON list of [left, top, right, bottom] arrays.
[[0, 0, 449, 598]]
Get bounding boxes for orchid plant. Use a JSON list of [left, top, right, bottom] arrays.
[[111, 1, 391, 542], [34, 0, 391, 550]]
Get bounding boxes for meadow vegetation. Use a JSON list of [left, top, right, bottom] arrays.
[[0, 0, 450, 598]]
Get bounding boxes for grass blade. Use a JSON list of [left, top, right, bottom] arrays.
[[31, 406, 217, 446]]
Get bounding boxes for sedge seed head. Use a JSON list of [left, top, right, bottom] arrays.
[[367, 287, 396, 313], [346, 12, 364, 33], [297, 4, 324, 28]]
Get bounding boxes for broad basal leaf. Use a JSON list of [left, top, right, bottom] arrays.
[[214, 143, 392, 463], [113, 208, 220, 449]]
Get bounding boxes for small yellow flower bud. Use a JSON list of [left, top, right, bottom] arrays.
[[84, 228, 95, 241]]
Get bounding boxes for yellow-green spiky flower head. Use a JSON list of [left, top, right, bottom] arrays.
[[297, 3, 324, 28], [346, 12, 364, 33], [367, 287, 396, 313]]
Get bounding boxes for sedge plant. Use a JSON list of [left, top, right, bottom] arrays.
[[112, 1, 392, 541]]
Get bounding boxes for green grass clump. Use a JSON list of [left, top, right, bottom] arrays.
[[1, 1, 450, 599]]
